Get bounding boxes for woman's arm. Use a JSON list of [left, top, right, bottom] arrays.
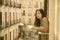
[[32, 17, 49, 32], [39, 17, 49, 32]]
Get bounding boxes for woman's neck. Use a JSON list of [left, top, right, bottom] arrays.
[[40, 17, 42, 20]]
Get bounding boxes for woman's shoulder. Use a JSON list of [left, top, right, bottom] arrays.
[[42, 17, 48, 22], [42, 17, 48, 20]]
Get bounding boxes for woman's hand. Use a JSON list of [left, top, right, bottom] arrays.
[[32, 27, 39, 30]]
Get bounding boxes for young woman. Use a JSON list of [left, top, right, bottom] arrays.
[[32, 9, 49, 33]]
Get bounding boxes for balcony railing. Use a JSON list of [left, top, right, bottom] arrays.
[[13, 2, 21, 8], [10, 20, 14, 26], [16, 4, 21, 8], [0, 37, 4, 40], [13, 20, 15, 24], [16, 19, 19, 23], [9, 19, 20, 26], [0, 0, 4, 5], [19, 18, 21, 22], [18, 25, 49, 40], [14, 2, 17, 8], [10, 1, 14, 7], [19, 4, 21, 8], [0, 0, 21, 8], [4, 1, 9, 6], [9, 20, 13, 26], [5, 22, 9, 28], [13, 2, 16, 7], [0, 24, 3, 30]]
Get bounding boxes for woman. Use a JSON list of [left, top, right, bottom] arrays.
[[32, 9, 49, 33], [32, 9, 49, 40]]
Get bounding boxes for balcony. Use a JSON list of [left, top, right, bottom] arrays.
[[4, 3, 8, 6], [0, 0, 21, 8], [0, 13, 3, 30], [19, 4, 21, 8], [10, 20, 15, 26], [5, 22, 9, 28], [13, 20, 16, 24], [13, 2, 16, 7], [0, 37, 4, 40], [13, 2, 17, 8], [0, 24, 3, 30], [16, 4, 21, 8], [13, 2, 21, 8], [12, 20, 18, 25], [18, 25, 49, 40], [19, 18, 21, 22], [9, 20, 18, 26], [4, 0, 9, 6], [10, 1, 14, 7], [0, 0, 4, 6], [16, 19, 18, 23]]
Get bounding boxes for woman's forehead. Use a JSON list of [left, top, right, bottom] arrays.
[[37, 11, 40, 13]]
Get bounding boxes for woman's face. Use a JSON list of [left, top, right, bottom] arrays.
[[36, 11, 42, 19]]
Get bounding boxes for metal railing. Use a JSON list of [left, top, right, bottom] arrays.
[[18, 24, 49, 40], [18, 30, 49, 40]]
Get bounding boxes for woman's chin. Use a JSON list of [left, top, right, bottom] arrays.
[[37, 18, 40, 19]]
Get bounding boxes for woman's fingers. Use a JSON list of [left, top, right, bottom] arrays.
[[32, 27, 38, 30]]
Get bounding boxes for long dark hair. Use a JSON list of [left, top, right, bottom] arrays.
[[34, 9, 45, 27]]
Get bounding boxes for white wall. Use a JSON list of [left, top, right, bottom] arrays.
[[49, 0, 55, 40], [56, 0, 60, 40]]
